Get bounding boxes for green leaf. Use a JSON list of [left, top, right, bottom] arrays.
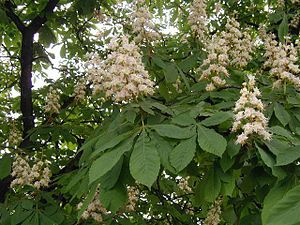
[[152, 133, 176, 173], [163, 63, 179, 83], [152, 124, 195, 139], [0, 9, 9, 24], [203, 167, 221, 202], [278, 13, 288, 43], [39, 213, 58, 225], [92, 131, 135, 159], [129, 131, 160, 188], [197, 125, 227, 157], [274, 103, 291, 126], [264, 184, 300, 225], [256, 143, 286, 179], [220, 153, 234, 172], [276, 145, 300, 166], [100, 184, 127, 213], [0, 155, 12, 180], [201, 111, 233, 127], [100, 157, 123, 190], [172, 112, 196, 126], [39, 25, 57, 47], [170, 136, 196, 172], [178, 54, 198, 73], [89, 138, 133, 184]]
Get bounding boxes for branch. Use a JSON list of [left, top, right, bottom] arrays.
[[4, 0, 26, 33], [28, 0, 60, 33]]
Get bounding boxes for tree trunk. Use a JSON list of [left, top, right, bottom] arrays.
[[20, 30, 34, 147]]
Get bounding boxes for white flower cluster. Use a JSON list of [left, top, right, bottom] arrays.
[[87, 36, 155, 102], [232, 75, 271, 145], [74, 79, 86, 103], [263, 34, 300, 90], [188, 0, 209, 42], [11, 156, 51, 190], [78, 191, 108, 223], [203, 197, 223, 225], [198, 18, 254, 91], [45, 87, 60, 114], [172, 78, 183, 93], [290, 13, 300, 28], [130, 0, 159, 43], [277, 0, 285, 7], [178, 177, 192, 193], [8, 126, 22, 146], [125, 186, 139, 212], [292, 0, 300, 3]]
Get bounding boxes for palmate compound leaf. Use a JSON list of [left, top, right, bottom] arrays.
[[197, 125, 227, 157], [89, 136, 135, 185], [170, 136, 197, 173], [129, 131, 160, 188]]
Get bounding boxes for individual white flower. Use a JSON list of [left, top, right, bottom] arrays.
[[45, 87, 60, 114], [87, 36, 155, 102], [232, 75, 271, 145]]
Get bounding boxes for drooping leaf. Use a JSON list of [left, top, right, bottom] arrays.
[[203, 167, 221, 202], [197, 125, 227, 157], [170, 136, 196, 172], [91, 131, 136, 159], [129, 131, 160, 188], [89, 138, 134, 184]]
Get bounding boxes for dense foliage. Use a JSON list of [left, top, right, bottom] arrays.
[[1, 0, 300, 224]]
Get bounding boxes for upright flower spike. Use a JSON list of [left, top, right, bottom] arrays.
[[188, 0, 209, 42], [232, 75, 271, 145], [45, 87, 61, 114], [73, 79, 86, 103], [126, 186, 139, 212], [10, 156, 51, 190], [263, 34, 300, 90], [8, 125, 23, 147], [87, 36, 155, 102], [198, 18, 254, 91], [130, 0, 159, 43], [203, 197, 223, 225], [77, 191, 108, 223]]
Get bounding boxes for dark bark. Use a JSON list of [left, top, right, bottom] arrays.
[[20, 30, 34, 142]]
